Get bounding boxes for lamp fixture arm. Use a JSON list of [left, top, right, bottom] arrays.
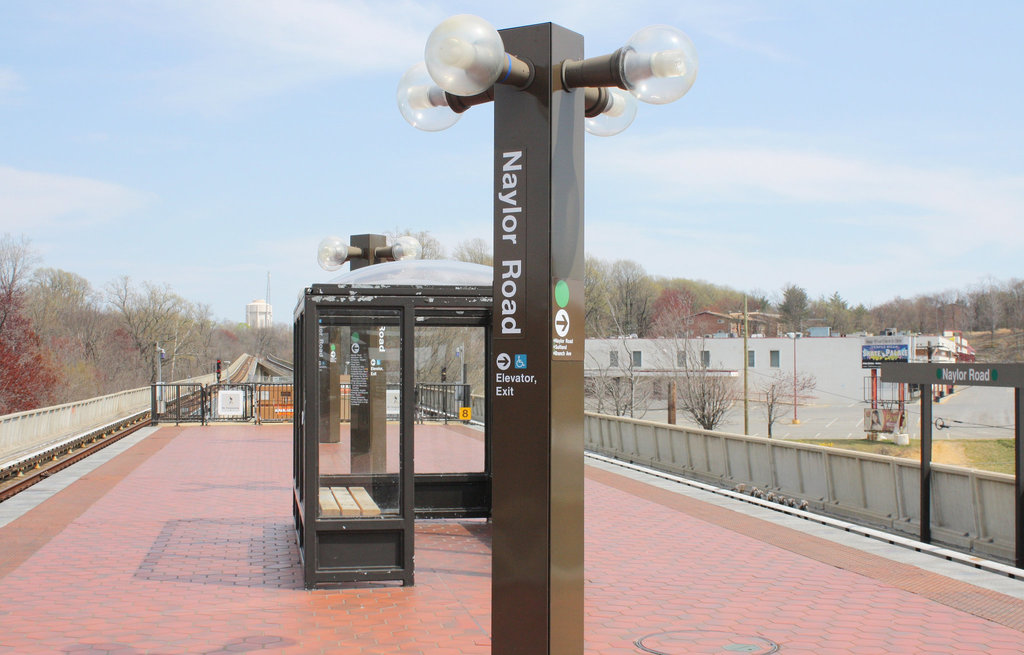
[[562, 48, 629, 91], [498, 53, 533, 89], [445, 88, 495, 114]]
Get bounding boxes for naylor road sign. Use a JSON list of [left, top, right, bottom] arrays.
[[879, 363, 1024, 388]]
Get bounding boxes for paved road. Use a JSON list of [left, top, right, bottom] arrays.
[[632, 385, 1016, 441]]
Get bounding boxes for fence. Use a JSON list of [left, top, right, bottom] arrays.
[[255, 383, 294, 423], [416, 383, 471, 423], [152, 384, 206, 424], [585, 412, 1016, 563], [152, 382, 477, 426], [151, 382, 294, 424]]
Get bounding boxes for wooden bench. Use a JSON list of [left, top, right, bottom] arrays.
[[318, 486, 382, 518]]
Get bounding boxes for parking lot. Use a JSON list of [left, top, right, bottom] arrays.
[[639, 385, 1016, 441]]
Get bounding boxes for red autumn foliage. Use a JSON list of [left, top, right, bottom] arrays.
[[650, 288, 696, 337], [0, 291, 58, 414]]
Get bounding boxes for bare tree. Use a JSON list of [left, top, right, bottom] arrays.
[[673, 344, 736, 431], [451, 238, 492, 266], [583, 342, 653, 418], [27, 268, 99, 344], [0, 233, 37, 334], [584, 256, 614, 338], [973, 278, 1003, 337], [414, 325, 485, 388], [609, 259, 656, 337], [386, 228, 446, 260], [106, 276, 197, 384], [596, 295, 655, 418], [1005, 279, 1024, 355], [25, 268, 105, 401], [758, 370, 816, 438]]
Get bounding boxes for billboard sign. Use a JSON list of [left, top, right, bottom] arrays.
[[864, 408, 906, 433], [862, 338, 910, 369]]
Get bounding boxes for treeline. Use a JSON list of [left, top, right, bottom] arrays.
[[0, 234, 289, 414], [0, 229, 492, 415], [584, 255, 1024, 342], [5, 227, 1023, 415]]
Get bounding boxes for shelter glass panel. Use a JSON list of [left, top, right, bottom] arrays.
[[317, 315, 402, 518], [414, 325, 486, 474]]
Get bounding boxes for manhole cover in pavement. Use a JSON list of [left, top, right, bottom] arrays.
[[636, 630, 779, 655]]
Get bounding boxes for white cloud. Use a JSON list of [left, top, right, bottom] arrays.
[[123, 0, 446, 111], [0, 167, 149, 231], [0, 67, 21, 100], [191, 0, 439, 70], [583, 129, 1024, 304], [97, 0, 793, 111], [596, 130, 1024, 252]]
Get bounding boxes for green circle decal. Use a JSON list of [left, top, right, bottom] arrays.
[[935, 368, 942, 380], [555, 280, 570, 308], [992, 369, 998, 382]]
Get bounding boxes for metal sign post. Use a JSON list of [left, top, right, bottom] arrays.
[[880, 363, 1024, 567], [397, 14, 699, 651], [490, 23, 586, 655]]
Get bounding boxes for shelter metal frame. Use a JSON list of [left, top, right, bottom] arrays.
[[293, 282, 493, 588]]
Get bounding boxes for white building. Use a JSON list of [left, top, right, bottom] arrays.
[[584, 333, 969, 405], [246, 299, 273, 329]]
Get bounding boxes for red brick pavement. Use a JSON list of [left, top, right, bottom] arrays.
[[0, 424, 1021, 654]]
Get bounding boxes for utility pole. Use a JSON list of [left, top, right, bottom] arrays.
[[743, 296, 749, 435], [792, 328, 800, 424]]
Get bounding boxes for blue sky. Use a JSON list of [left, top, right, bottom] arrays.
[[2, 1, 1022, 323]]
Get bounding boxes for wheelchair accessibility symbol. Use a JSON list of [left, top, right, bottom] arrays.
[[514, 354, 527, 369]]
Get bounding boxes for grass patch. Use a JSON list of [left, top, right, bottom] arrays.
[[793, 438, 1016, 475]]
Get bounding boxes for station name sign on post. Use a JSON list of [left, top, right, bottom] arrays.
[[879, 363, 1024, 388], [497, 149, 525, 337]]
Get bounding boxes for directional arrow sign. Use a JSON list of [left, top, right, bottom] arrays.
[[554, 309, 570, 337], [496, 352, 511, 371]]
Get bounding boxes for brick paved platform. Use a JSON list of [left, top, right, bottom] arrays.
[[1, 423, 1023, 654]]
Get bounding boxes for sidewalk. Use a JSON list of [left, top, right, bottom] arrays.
[[0, 423, 1021, 654]]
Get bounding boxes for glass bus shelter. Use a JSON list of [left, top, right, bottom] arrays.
[[293, 260, 492, 588]]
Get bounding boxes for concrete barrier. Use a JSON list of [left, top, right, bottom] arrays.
[[0, 368, 230, 463], [585, 412, 1015, 562], [0, 388, 151, 461], [471, 393, 485, 424]]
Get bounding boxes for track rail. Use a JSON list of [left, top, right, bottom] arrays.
[[0, 412, 151, 503], [227, 354, 256, 384]]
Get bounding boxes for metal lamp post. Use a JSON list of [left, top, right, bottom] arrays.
[[155, 344, 166, 412], [792, 333, 800, 424], [398, 15, 698, 654]]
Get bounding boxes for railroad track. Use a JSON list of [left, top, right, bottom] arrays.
[[227, 353, 256, 384], [1, 354, 261, 502], [0, 412, 151, 503]]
